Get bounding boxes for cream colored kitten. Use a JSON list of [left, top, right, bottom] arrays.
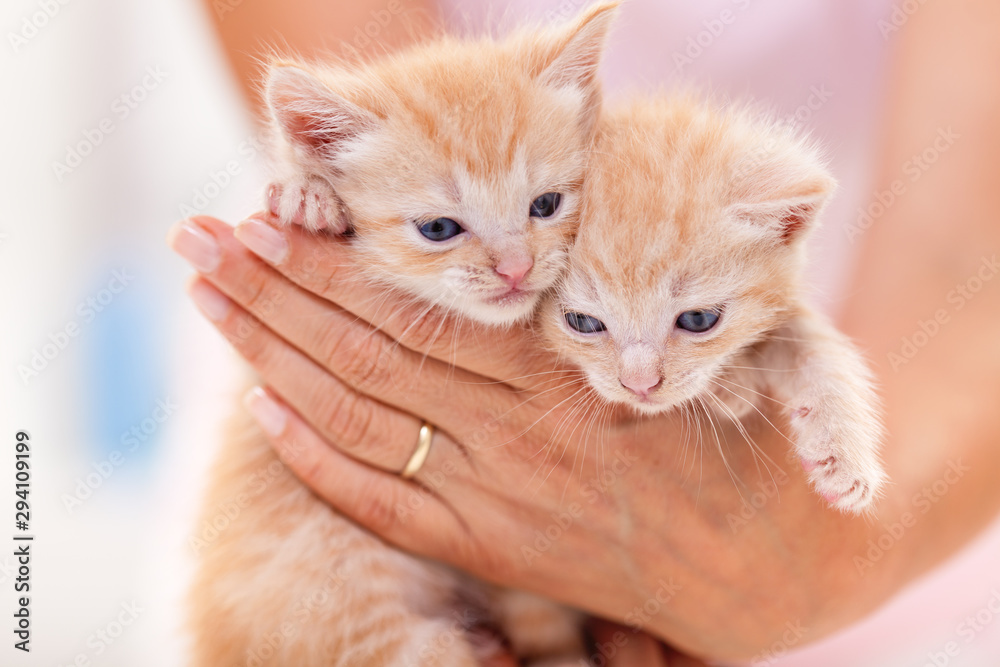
[[542, 95, 886, 513], [189, 4, 619, 666]]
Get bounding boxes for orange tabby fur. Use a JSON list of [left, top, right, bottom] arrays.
[[188, 4, 619, 666], [541, 95, 886, 513]]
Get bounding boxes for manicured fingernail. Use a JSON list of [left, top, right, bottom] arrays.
[[168, 220, 220, 273], [235, 217, 288, 264], [188, 279, 232, 322], [244, 387, 287, 437]]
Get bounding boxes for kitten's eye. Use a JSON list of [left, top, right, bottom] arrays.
[[529, 192, 562, 219], [418, 217, 463, 242], [676, 309, 722, 333], [565, 311, 606, 334]]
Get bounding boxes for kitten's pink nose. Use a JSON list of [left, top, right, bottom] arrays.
[[494, 256, 533, 288], [620, 375, 663, 398]]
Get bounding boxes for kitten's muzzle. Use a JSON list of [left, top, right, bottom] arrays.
[[493, 255, 533, 289], [484, 286, 537, 308], [620, 375, 663, 399]]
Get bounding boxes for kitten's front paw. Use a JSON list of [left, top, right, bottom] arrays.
[[266, 178, 347, 233], [792, 406, 886, 514]]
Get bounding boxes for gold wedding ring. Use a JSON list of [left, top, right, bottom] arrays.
[[401, 423, 434, 479]]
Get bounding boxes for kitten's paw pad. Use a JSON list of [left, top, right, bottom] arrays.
[[266, 179, 347, 233]]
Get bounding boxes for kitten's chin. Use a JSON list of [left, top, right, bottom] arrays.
[[622, 396, 678, 416], [455, 291, 541, 326]]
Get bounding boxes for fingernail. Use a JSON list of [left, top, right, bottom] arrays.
[[235, 217, 288, 264], [244, 387, 288, 437], [188, 279, 232, 322], [168, 220, 220, 273]]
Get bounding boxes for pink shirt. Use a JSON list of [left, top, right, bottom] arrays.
[[441, 2, 1000, 664]]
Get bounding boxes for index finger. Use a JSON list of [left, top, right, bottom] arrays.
[[234, 212, 570, 389]]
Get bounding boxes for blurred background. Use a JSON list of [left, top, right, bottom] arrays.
[[2, 0, 998, 665]]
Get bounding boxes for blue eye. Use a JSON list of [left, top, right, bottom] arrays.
[[418, 217, 463, 241], [565, 311, 606, 334], [676, 309, 721, 333], [529, 192, 562, 219]]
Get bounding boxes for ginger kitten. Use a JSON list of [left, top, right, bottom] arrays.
[[189, 4, 618, 666], [542, 96, 886, 513], [262, 6, 615, 325]]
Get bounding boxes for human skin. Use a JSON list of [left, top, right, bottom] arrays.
[[179, 0, 1000, 661], [200, 0, 437, 113]]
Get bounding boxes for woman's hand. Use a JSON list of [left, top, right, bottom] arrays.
[[169, 213, 899, 661]]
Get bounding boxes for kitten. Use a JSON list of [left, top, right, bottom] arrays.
[[262, 8, 613, 325], [541, 95, 886, 513], [189, 4, 618, 666]]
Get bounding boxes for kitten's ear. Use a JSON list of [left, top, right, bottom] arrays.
[[727, 179, 835, 245], [535, 2, 619, 113], [265, 64, 378, 163]]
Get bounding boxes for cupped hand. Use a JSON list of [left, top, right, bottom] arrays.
[[169, 213, 900, 661]]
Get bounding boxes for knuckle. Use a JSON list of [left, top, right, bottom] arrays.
[[295, 447, 328, 489], [227, 311, 268, 360], [240, 270, 276, 319], [352, 480, 400, 534], [459, 406, 508, 455], [327, 329, 394, 392], [461, 533, 516, 582], [319, 390, 378, 456], [316, 260, 348, 298], [397, 308, 448, 354]]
